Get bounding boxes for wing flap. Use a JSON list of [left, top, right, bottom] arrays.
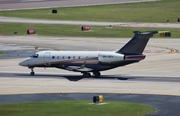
[[66, 66, 93, 72]]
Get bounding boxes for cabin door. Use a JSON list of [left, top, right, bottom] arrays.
[[44, 52, 51, 66]]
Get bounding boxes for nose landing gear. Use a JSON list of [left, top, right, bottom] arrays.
[[30, 71, 35, 76], [29, 67, 35, 76]]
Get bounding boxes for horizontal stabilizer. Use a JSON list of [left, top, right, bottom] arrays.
[[125, 55, 146, 60]]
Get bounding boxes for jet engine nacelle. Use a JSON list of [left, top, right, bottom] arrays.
[[98, 52, 124, 63]]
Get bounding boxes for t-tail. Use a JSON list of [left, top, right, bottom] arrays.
[[117, 31, 158, 55]]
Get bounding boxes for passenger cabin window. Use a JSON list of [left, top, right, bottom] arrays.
[[31, 54, 39, 58]]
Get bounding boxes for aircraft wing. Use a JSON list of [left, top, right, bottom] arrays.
[[65, 61, 93, 72], [66, 66, 93, 72]]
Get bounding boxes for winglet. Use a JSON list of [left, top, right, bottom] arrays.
[[117, 31, 158, 55]]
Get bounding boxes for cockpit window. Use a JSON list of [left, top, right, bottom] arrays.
[[31, 54, 39, 58]]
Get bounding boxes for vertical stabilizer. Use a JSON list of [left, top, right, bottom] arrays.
[[117, 31, 158, 54]]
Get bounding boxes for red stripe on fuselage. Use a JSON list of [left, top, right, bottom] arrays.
[[50, 57, 99, 64]]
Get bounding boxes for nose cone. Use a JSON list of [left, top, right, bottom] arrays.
[[19, 60, 29, 67]]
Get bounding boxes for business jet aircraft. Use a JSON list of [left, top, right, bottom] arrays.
[[19, 31, 158, 77]]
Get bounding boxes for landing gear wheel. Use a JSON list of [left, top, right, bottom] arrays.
[[82, 72, 91, 77], [29, 67, 35, 76], [30, 72, 35, 76], [87, 73, 91, 77], [93, 71, 101, 77]]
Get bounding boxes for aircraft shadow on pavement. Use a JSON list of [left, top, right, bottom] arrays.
[[2, 72, 180, 82], [15, 73, 129, 81]]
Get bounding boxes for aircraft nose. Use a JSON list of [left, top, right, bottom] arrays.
[[19, 60, 29, 66]]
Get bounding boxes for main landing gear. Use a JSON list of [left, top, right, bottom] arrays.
[[93, 72, 101, 77], [82, 72, 91, 77], [82, 71, 101, 77], [29, 67, 35, 76]]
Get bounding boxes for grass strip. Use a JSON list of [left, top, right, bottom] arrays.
[[0, 51, 5, 55], [0, 100, 155, 116], [0, 0, 179, 23], [0, 23, 179, 38]]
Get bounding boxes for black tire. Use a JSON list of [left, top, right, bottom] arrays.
[[93, 72, 100, 77], [30, 72, 35, 76], [82, 72, 91, 77], [87, 73, 91, 77]]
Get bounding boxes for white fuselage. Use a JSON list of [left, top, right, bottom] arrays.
[[19, 50, 145, 74], [18, 31, 157, 77], [19, 50, 125, 67]]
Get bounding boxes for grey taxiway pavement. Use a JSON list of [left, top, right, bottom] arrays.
[[1, 35, 180, 116], [1, 16, 180, 28], [0, 35, 180, 96]]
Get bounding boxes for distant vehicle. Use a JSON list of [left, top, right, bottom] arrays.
[[19, 31, 158, 77]]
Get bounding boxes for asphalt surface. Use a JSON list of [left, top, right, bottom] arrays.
[[1, 71, 180, 82], [0, 93, 180, 116], [1, 36, 180, 116], [0, 38, 180, 116]]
